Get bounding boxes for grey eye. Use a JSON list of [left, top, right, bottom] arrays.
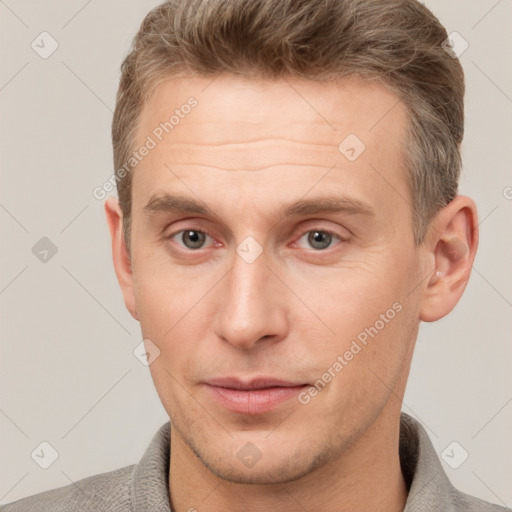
[[181, 230, 207, 249], [305, 231, 334, 250]]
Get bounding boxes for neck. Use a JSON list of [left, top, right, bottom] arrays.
[[169, 407, 408, 512]]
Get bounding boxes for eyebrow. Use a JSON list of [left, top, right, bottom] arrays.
[[143, 193, 375, 219]]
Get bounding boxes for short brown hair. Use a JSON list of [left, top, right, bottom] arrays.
[[112, 0, 464, 253]]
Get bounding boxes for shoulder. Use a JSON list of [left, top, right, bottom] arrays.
[[0, 464, 135, 512], [1, 421, 172, 512], [400, 413, 510, 512], [451, 488, 511, 512]]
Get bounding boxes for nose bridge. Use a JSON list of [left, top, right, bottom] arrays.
[[213, 246, 287, 349]]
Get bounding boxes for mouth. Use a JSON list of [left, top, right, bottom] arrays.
[[203, 377, 309, 415]]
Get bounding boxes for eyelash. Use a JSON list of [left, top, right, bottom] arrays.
[[294, 229, 348, 250], [164, 226, 348, 252], [165, 227, 218, 249]]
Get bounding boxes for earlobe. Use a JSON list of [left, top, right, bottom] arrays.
[[419, 196, 478, 322], [104, 197, 139, 321]]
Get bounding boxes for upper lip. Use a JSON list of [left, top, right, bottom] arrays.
[[205, 377, 307, 390]]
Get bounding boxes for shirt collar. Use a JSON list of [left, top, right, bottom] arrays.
[[130, 412, 453, 511], [399, 412, 456, 511], [130, 421, 171, 512]]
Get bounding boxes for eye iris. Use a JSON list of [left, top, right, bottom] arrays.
[[182, 230, 206, 249], [307, 231, 332, 250]]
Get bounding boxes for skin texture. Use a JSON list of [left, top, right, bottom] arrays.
[[105, 74, 478, 512]]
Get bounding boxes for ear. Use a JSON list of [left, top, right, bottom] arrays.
[[104, 196, 139, 321], [419, 195, 479, 322]]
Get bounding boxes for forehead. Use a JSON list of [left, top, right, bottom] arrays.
[[131, 74, 409, 220], [137, 73, 406, 146]]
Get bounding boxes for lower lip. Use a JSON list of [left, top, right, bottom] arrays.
[[205, 384, 308, 415]]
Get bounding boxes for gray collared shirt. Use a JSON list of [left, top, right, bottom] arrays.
[[1, 413, 509, 511]]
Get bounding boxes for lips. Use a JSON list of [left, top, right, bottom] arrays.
[[206, 377, 305, 390], [204, 377, 309, 415]]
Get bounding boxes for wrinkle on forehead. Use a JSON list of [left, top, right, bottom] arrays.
[[131, 74, 410, 226], [135, 73, 407, 151], [148, 138, 341, 172]]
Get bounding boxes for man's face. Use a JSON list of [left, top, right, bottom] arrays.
[[127, 74, 425, 483]]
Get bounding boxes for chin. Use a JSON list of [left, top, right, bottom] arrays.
[[202, 459, 313, 486], [190, 438, 333, 486]]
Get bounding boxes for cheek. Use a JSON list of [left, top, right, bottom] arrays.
[[131, 252, 211, 334], [132, 260, 220, 385], [287, 254, 416, 377], [288, 259, 393, 330]]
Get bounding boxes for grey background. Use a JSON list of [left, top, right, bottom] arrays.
[[1, 0, 511, 507]]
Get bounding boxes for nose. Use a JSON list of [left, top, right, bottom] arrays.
[[212, 248, 289, 351]]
